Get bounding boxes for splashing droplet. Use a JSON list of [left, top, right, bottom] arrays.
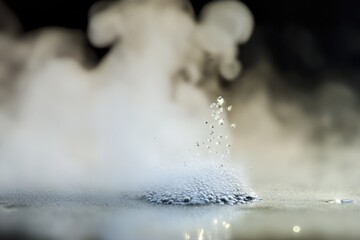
[[217, 96, 225, 105]]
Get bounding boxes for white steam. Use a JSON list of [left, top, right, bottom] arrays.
[[0, 0, 254, 193]]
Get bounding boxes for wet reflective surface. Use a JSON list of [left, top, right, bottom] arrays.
[[1, 186, 359, 240]]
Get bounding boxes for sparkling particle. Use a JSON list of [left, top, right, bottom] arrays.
[[293, 226, 301, 233], [217, 96, 225, 105], [227, 105, 232, 111], [185, 233, 190, 240]]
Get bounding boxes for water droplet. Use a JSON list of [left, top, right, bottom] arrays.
[[210, 125, 214, 129], [226, 144, 231, 147], [207, 139, 212, 142], [206, 145, 210, 149], [217, 96, 225, 105], [218, 119, 224, 125], [218, 135, 223, 139], [216, 141, 221, 145], [230, 124, 236, 128], [196, 142, 200, 147], [210, 131, 214, 135], [204, 121, 208, 124], [227, 105, 232, 111]]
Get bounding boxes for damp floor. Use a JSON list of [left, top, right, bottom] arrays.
[[0, 185, 359, 240]]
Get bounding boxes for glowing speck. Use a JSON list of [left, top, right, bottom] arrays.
[[198, 229, 204, 240], [217, 96, 225, 105], [225, 223, 231, 229], [293, 226, 301, 233], [227, 105, 232, 111], [213, 219, 218, 224], [185, 233, 190, 240]]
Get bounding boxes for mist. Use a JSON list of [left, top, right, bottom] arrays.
[[0, 0, 359, 195], [0, 0, 255, 195]]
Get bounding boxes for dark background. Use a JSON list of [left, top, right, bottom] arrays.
[[3, 0, 360, 92]]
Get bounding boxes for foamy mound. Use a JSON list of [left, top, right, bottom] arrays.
[[140, 96, 256, 205], [140, 162, 256, 205]]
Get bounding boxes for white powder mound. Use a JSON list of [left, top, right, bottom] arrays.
[[140, 162, 256, 205]]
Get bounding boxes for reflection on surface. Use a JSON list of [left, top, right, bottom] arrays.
[[0, 186, 360, 239]]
